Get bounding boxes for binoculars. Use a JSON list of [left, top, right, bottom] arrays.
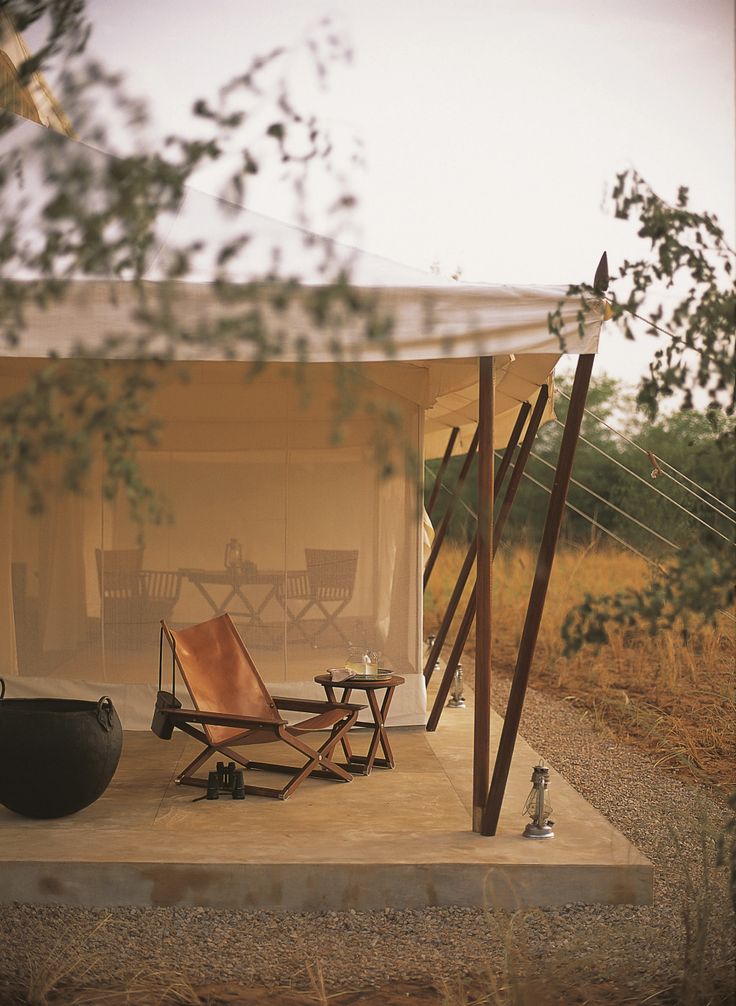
[[206, 761, 245, 800]]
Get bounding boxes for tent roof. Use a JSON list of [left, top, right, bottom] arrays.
[[0, 115, 604, 451]]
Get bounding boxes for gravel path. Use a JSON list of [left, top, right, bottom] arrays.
[[0, 681, 733, 1004]]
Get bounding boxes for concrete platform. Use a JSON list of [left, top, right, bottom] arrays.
[[0, 695, 653, 911]]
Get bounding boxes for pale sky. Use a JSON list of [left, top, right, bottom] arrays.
[[44, 0, 736, 388]]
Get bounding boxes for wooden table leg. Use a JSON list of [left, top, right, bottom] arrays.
[[324, 683, 356, 764], [377, 685, 397, 767], [361, 687, 396, 770]]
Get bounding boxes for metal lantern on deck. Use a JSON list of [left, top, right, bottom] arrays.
[[522, 763, 554, 839], [447, 663, 465, 708]]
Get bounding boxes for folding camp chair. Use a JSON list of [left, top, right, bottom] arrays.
[[96, 549, 181, 648], [280, 549, 358, 647], [95, 547, 144, 648], [151, 613, 364, 800]]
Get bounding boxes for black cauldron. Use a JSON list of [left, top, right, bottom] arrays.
[[0, 680, 123, 819]]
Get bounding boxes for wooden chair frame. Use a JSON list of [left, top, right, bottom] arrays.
[[279, 549, 358, 647], [152, 614, 364, 800]]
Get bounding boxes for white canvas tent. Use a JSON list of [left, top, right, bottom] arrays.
[[0, 115, 605, 735]]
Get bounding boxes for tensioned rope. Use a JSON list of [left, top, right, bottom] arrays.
[[511, 461, 736, 625], [509, 462, 664, 571], [423, 463, 480, 525], [558, 389, 736, 522], [600, 295, 731, 365], [432, 375, 735, 546], [424, 461, 662, 568], [557, 421, 736, 547], [654, 463, 736, 522], [424, 459, 736, 624], [479, 379, 734, 537], [528, 449, 680, 552]]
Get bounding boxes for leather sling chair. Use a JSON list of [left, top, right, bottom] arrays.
[[152, 613, 364, 800]]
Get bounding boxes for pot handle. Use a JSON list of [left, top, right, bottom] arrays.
[[97, 696, 115, 731], [0, 678, 4, 701]]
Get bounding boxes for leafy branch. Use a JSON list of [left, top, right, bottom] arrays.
[[0, 4, 408, 519], [0, 357, 166, 523], [548, 171, 735, 419], [608, 170, 735, 418], [555, 173, 735, 652]]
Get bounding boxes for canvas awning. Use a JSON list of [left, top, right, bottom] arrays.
[[2, 114, 603, 459]]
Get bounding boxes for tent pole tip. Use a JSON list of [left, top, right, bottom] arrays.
[[593, 251, 609, 293]]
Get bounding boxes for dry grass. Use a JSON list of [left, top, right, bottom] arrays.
[[10, 912, 732, 1006], [425, 542, 735, 794], [8, 913, 202, 1005]]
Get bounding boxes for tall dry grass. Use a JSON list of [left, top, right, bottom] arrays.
[[425, 542, 735, 793]]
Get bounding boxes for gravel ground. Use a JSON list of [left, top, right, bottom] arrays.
[[0, 680, 733, 1004]]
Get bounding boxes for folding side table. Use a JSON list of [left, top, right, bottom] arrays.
[[314, 672, 405, 775]]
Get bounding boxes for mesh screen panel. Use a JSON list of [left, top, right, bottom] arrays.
[[2, 362, 424, 725]]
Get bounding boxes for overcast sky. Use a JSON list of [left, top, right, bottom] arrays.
[[51, 0, 736, 387]]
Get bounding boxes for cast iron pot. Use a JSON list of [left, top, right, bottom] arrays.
[[0, 679, 123, 819]]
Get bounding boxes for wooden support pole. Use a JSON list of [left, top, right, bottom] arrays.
[[423, 402, 530, 686], [426, 426, 460, 519], [426, 391, 545, 729], [473, 356, 494, 833], [423, 426, 480, 589], [481, 353, 595, 837]]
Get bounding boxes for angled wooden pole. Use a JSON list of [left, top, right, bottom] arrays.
[[481, 353, 595, 837], [473, 356, 494, 832], [493, 402, 532, 506], [423, 426, 480, 589], [426, 389, 546, 729], [424, 539, 476, 685], [426, 581, 477, 732], [426, 426, 460, 519], [493, 385, 549, 550], [423, 402, 531, 686]]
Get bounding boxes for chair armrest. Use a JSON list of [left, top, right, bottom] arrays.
[[160, 706, 287, 728], [271, 695, 365, 714]]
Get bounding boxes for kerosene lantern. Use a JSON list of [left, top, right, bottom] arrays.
[[224, 537, 243, 572], [522, 763, 554, 839]]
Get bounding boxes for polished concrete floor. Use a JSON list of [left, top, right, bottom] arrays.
[[0, 691, 652, 911]]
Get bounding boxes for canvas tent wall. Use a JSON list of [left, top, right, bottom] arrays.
[[0, 115, 604, 729]]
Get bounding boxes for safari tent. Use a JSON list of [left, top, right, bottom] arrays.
[[0, 112, 605, 835]]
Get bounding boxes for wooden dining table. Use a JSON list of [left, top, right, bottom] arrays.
[[179, 567, 283, 628]]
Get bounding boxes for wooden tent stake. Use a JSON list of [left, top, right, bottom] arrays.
[[473, 356, 494, 832], [481, 353, 595, 837], [423, 427, 480, 589], [425, 387, 547, 729], [423, 401, 531, 686], [426, 426, 460, 519]]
